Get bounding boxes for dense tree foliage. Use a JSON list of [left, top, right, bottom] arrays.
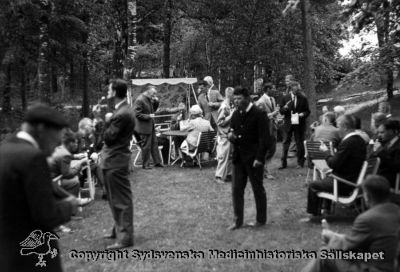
[[1, 0, 389, 121]]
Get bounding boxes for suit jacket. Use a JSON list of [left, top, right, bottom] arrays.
[[101, 101, 136, 169], [372, 136, 400, 188], [133, 94, 158, 135], [279, 93, 310, 128], [312, 124, 341, 147], [197, 93, 212, 121], [255, 93, 278, 136], [230, 104, 270, 164], [48, 145, 81, 179], [326, 133, 366, 191], [181, 117, 213, 148], [207, 86, 224, 122], [0, 136, 73, 272], [334, 202, 400, 272]]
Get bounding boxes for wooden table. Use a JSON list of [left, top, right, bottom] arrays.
[[161, 130, 189, 165]]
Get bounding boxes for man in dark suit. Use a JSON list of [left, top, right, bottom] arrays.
[[302, 175, 400, 272], [306, 114, 367, 217], [227, 86, 270, 230], [133, 85, 163, 169], [0, 104, 78, 272], [101, 79, 136, 250], [371, 119, 400, 188], [279, 81, 310, 169]]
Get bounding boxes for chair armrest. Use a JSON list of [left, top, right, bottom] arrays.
[[329, 174, 357, 187]]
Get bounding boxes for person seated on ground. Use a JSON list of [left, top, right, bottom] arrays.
[[305, 114, 367, 217], [370, 119, 400, 189], [48, 129, 88, 198], [301, 175, 400, 272], [311, 111, 341, 148], [180, 105, 214, 158], [352, 115, 370, 144]]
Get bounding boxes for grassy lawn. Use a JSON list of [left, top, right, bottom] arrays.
[[59, 146, 359, 272], [58, 96, 400, 272]]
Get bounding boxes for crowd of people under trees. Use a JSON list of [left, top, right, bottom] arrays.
[[1, 74, 400, 272]]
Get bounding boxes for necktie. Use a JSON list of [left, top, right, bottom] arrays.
[[270, 97, 274, 110], [293, 96, 297, 109]]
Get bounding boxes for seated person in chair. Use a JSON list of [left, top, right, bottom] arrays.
[[302, 175, 400, 272], [306, 114, 367, 217], [311, 111, 341, 148], [48, 129, 87, 197], [180, 105, 213, 156], [370, 119, 400, 189]]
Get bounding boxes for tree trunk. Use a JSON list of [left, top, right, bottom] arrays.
[[38, 18, 51, 103], [2, 64, 12, 114], [124, 0, 137, 81], [51, 63, 58, 93], [70, 60, 75, 96], [113, 0, 127, 78], [300, 0, 316, 132], [20, 62, 27, 110], [163, 0, 172, 79], [82, 53, 89, 117]]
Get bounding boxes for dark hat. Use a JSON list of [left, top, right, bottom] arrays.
[[24, 103, 68, 129]]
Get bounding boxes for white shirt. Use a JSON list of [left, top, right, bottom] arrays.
[[342, 131, 359, 142], [16, 131, 39, 149]]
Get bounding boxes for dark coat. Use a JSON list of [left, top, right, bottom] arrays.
[[230, 105, 270, 164], [101, 101, 136, 169], [279, 93, 310, 128], [326, 133, 367, 190], [373, 136, 400, 188], [0, 136, 74, 272], [133, 94, 158, 135]]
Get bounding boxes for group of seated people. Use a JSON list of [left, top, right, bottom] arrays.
[[305, 107, 400, 218], [46, 110, 106, 232]]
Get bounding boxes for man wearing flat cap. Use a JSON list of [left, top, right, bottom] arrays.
[[0, 103, 79, 272]]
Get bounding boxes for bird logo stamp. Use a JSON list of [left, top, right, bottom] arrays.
[[20, 230, 59, 267]]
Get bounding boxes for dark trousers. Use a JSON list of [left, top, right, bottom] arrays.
[[103, 167, 133, 244], [265, 133, 277, 161], [232, 160, 267, 226], [306, 178, 334, 215], [281, 124, 305, 166], [139, 130, 162, 167]]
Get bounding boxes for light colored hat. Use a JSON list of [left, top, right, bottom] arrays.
[[189, 105, 203, 115], [203, 76, 213, 86], [333, 105, 345, 115]]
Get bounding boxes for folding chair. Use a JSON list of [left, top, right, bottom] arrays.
[[181, 130, 217, 169], [391, 173, 400, 195], [304, 140, 334, 184], [317, 157, 380, 215], [130, 135, 164, 167]]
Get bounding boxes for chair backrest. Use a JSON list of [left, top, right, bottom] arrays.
[[304, 140, 334, 160], [346, 157, 380, 201], [365, 157, 380, 176], [197, 130, 217, 154]]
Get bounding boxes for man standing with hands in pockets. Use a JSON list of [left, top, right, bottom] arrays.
[[227, 86, 270, 230]]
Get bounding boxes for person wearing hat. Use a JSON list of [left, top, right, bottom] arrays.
[[0, 103, 79, 272], [180, 105, 213, 156]]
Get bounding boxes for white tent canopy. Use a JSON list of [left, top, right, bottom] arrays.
[[128, 78, 198, 108], [131, 78, 197, 86]]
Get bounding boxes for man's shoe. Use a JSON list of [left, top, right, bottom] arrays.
[[142, 166, 152, 170], [227, 223, 242, 231], [56, 225, 72, 233], [264, 173, 275, 180], [154, 163, 164, 168], [106, 242, 133, 250], [278, 165, 287, 170], [215, 177, 225, 184], [246, 221, 266, 228]]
